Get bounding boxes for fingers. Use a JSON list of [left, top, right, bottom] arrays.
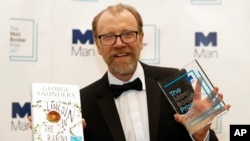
[[224, 104, 231, 111], [174, 114, 185, 124], [28, 116, 32, 129], [207, 91, 231, 118], [217, 96, 231, 112], [211, 103, 231, 118], [206, 86, 219, 101], [212, 93, 222, 107], [206, 87, 226, 108], [206, 87, 220, 106], [82, 118, 87, 128], [221, 104, 231, 113], [28, 116, 32, 121], [194, 78, 202, 100], [210, 87, 218, 98]]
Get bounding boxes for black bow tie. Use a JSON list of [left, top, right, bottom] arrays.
[[110, 78, 143, 98]]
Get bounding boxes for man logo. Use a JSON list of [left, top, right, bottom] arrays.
[[12, 102, 31, 118], [194, 32, 218, 59], [195, 32, 217, 47], [72, 29, 94, 44], [71, 29, 95, 57], [11, 102, 31, 131]]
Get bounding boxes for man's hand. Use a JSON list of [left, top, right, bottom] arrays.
[[28, 116, 32, 129], [82, 118, 87, 128], [174, 78, 231, 141]]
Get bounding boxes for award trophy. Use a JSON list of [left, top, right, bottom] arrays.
[[158, 60, 228, 134]]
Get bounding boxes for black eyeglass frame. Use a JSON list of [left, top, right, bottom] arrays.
[[97, 31, 139, 46]]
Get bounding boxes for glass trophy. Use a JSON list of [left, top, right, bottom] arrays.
[[158, 59, 228, 134]]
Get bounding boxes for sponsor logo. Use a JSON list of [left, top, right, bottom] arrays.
[[11, 102, 31, 131], [194, 32, 218, 59], [9, 18, 38, 61], [71, 29, 96, 57]]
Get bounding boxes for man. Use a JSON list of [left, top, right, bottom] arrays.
[[80, 3, 230, 141]]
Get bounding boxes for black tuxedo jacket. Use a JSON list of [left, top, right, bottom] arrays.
[[80, 62, 218, 141]]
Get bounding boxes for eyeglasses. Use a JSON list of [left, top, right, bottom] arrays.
[[97, 31, 139, 46]]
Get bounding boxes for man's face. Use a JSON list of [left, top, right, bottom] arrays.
[[96, 10, 144, 78]]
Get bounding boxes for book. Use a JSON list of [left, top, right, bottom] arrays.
[[31, 83, 84, 141], [158, 60, 228, 134]]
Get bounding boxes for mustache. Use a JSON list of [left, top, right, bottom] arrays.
[[109, 49, 132, 56], [106, 49, 135, 65]]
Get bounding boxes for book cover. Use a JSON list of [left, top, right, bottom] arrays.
[[31, 83, 84, 141]]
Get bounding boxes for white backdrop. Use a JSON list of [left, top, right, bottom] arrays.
[[1, 0, 250, 140]]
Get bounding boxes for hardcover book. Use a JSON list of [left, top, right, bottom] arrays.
[[158, 60, 228, 134], [31, 83, 84, 141]]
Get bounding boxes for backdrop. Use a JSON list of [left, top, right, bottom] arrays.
[[1, 0, 250, 140]]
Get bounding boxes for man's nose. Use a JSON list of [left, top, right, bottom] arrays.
[[113, 36, 125, 47]]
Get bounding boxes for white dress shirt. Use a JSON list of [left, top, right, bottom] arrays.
[[108, 63, 150, 141]]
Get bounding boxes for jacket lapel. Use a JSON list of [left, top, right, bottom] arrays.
[[145, 73, 162, 141], [97, 73, 126, 141], [142, 63, 162, 141]]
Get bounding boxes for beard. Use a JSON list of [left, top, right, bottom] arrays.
[[106, 50, 139, 76]]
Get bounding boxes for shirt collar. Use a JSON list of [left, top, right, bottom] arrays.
[[108, 62, 145, 90]]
